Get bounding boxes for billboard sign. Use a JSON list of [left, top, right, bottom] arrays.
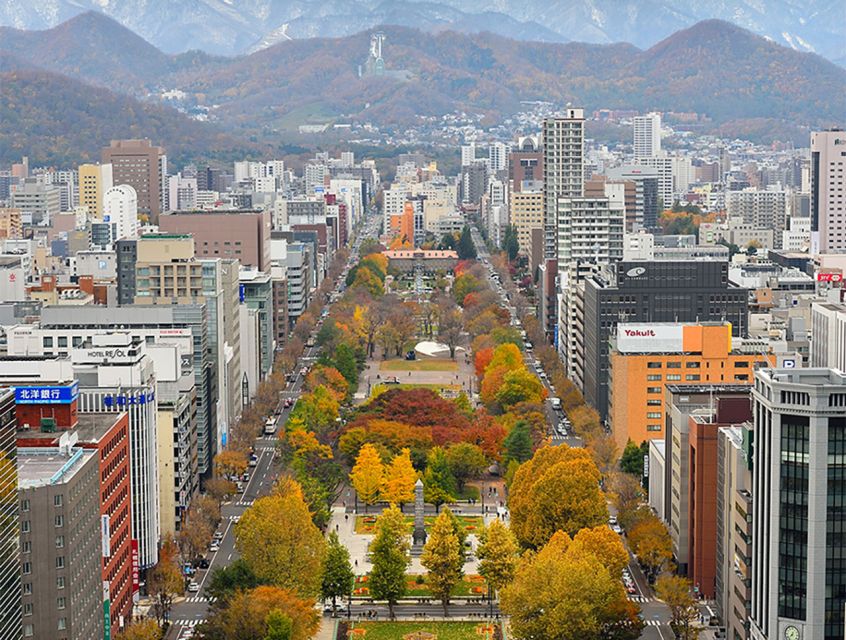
[[130, 540, 140, 595], [816, 271, 843, 283], [617, 324, 684, 353], [15, 381, 79, 405]]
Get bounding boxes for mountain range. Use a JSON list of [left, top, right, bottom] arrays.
[[0, 0, 842, 65], [0, 12, 844, 165]]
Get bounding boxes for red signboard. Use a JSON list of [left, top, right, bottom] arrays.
[[817, 272, 844, 283], [130, 540, 140, 594]]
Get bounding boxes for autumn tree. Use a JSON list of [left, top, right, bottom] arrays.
[[369, 505, 410, 619], [509, 445, 608, 548], [628, 513, 673, 580], [445, 442, 487, 492], [383, 448, 417, 510], [148, 535, 183, 626], [656, 575, 701, 640], [571, 525, 630, 577], [214, 449, 248, 480], [321, 531, 355, 610], [477, 519, 519, 610], [305, 365, 349, 401], [234, 485, 327, 597], [436, 299, 464, 359], [349, 443, 386, 512], [500, 531, 643, 640], [495, 368, 547, 409], [197, 585, 319, 640], [421, 508, 464, 616], [114, 619, 161, 640], [290, 385, 339, 436]]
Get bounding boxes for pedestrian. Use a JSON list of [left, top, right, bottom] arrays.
[[345, 514, 349, 521], [336, 523, 339, 532], [355, 559, 358, 567]]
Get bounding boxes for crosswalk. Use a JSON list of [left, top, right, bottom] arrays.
[[643, 620, 664, 626], [235, 499, 254, 507], [183, 596, 215, 603], [172, 619, 205, 627], [628, 595, 652, 603]]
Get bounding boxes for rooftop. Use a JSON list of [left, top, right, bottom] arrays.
[[18, 446, 96, 489]]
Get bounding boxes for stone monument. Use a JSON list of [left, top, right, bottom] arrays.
[[411, 478, 427, 555]]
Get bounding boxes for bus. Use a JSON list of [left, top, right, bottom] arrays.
[[264, 417, 277, 436]]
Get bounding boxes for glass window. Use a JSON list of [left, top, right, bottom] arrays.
[[21, 499, 29, 512], [23, 624, 33, 637], [23, 583, 31, 595], [666, 374, 682, 381], [55, 556, 64, 569], [647, 412, 662, 419], [686, 374, 701, 381], [54, 494, 63, 507], [58, 618, 66, 631], [22, 562, 31, 575], [42, 336, 53, 348], [57, 577, 65, 590], [23, 603, 32, 616], [21, 520, 29, 534], [666, 362, 681, 369], [686, 362, 701, 368], [57, 597, 65, 610], [21, 541, 30, 554], [647, 374, 662, 382], [57, 336, 67, 348], [735, 361, 749, 368], [647, 387, 662, 394], [54, 515, 63, 527], [647, 425, 662, 432], [647, 362, 662, 369], [647, 399, 662, 406], [55, 536, 64, 548]]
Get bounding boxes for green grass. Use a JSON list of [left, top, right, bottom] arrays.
[[369, 383, 462, 399], [352, 574, 488, 598], [346, 620, 499, 639], [354, 514, 483, 536], [380, 359, 459, 372]]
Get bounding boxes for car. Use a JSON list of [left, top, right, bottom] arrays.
[[609, 515, 618, 525], [248, 456, 257, 468], [236, 481, 244, 492], [538, 371, 547, 379], [242, 472, 250, 482], [187, 581, 200, 593], [626, 583, 637, 594], [209, 543, 220, 552], [612, 524, 624, 534], [198, 558, 210, 569]]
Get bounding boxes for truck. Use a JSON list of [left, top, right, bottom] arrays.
[[551, 397, 562, 411], [264, 417, 277, 436]]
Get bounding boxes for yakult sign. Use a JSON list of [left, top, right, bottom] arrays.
[[617, 324, 684, 353]]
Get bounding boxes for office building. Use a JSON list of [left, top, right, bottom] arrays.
[[133, 234, 202, 303], [488, 142, 509, 173], [159, 209, 271, 270], [167, 174, 198, 212], [810, 302, 846, 370], [0, 389, 18, 640], [509, 189, 543, 258], [18, 443, 102, 640], [750, 368, 846, 640], [103, 185, 139, 242], [285, 242, 311, 327], [726, 189, 789, 247], [101, 139, 167, 222], [11, 179, 61, 225], [608, 322, 772, 447], [239, 269, 274, 381], [633, 156, 674, 208], [510, 136, 542, 191], [0, 209, 21, 240], [810, 130, 846, 254], [582, 260, 749, 420], [633, 112, 661, 158], [543, 109, 585, 260], [78, 163, 113, 217], [606, 165, 660, 230]]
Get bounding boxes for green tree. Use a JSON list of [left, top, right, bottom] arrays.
[[457, 226, 477, 260], [333, 343, 360, 390], [423, 447, 457, 511], [503, 421, 533, 464], [321, 532, 355, 610], [495, 368, 546, 409], [477, 519, 519, 610], [445, 442, 487, 492], [620, 440, 648, 478], [655, 575, 701, 640], [369, 505, 410, 619], [206, 558, 261, 605], [421, 508, 464, 616], [264, 610, 293, 640]]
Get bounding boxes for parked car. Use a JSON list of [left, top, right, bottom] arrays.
[[187, 581, 200, 593], [198, 558, 210, 569]]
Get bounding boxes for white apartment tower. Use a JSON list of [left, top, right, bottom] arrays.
[[810, 130, 846, 254], [103, 184, 139, 241], [543, 108, 585, 260], [633, 112, 661, 158]]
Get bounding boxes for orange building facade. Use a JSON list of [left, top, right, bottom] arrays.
[[608, 322, 775, 448]]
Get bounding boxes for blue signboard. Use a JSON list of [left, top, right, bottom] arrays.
[[15, 381, 79, 405], [239, 283, 246, 303], [102, 391, 155, 408]]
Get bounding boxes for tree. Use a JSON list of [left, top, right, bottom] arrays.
[[114, 619, 161, 640], [383, 448, 417, 510], [571, 526, 629, 577], [349, 443, 386, 512], [147, 535, 183, 626], [214, 449, 248, 480], [628, 514, 673, 581], [333, 343, 360, 390], [509, 445, 608, 548], [436, 301, 464, 359], [503, 421, 533, 464], [477, 519, 519, 610], [445, 442, 486, 491], [369, 505, 410, 619], [206, 558, 261, 605], [321, 531, 355, 610], [234, 487, 327, 597], [198, 585, 319, 640], [500, 531, 643, 640], [503, 225, 519, 261], [495, 368, 547, 409], [305, 365, 349, 401], [607, 471, 645, 532], [457, 226, 477, 260], [420, 508, 464, 616], [620, 440, 647, 478], [177, 503, 215, 564], [423, 447, 457, 510], [264, 610, 293, 640], [655, 575, 701, 640], [290, 385, 339, 436]]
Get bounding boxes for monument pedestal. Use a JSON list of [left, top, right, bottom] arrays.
[[411, 478, 427, 556]]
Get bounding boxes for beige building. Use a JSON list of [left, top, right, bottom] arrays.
[[133, 234, 203, 304], [78, 163, 113, 217], [0, 208, 21, 239], [811, 130, 846, 254], [509, 189, 543, 257]]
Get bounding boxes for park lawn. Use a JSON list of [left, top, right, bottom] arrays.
[[353, 574, 487, 598], [347, 621, 498, 639], [380, 359, 459, 372], [354, 514, 483, 536], [370, 383, 462, 399]]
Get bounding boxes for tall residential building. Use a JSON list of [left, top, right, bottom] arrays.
[[239, 268, 274, 382], [101, 139, 167, 222], [0, 389, 18, 640], [633, 112, 661, 158], [633, 156, 674, 207], [810, 130, 846, 254], [750, 368, 846, 640], [542, 109, 585, 260], [18, 444, 102, 640], [78, 163, 113, 217], [103, 184, 139, 242], [727, 189, 789, 248], [460, 143, 476, 167], [488, 142, 509, 172], [810, 302, 846, 370], [510, 136, 543, 192], [509, 188, 543, 258], [606, 165, 660, 230]]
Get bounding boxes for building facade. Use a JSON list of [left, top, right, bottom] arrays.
[[810, 130, 846, 254], [0, 389, 18, 640], [101, 139, 167, 222]]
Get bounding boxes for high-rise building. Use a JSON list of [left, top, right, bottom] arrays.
[[542, 109, 585, 260], [10, 179, 61, 225], [103, 185, 139, 242], [727, 189, 789, 248], [633, 112, 661, 158], [509, 188, 543, 258], [78, 163, 113, 218], [488, 142, 509, 173], [810, 130, 846, 254], [460, 143, 476, 167], [810, 302, 846, 371], [0, 389, 18, 640], [101, 139, 167, 222], [510, 136, 542, 191], [750, 368, 846, 640], [606, 165, 660, 230], [18, 444, 102, 640], [633, 156, 674, 208]]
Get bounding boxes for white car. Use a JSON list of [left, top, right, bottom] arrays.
[[187, 581, 200, 593], [209, 543, 220, 552]]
